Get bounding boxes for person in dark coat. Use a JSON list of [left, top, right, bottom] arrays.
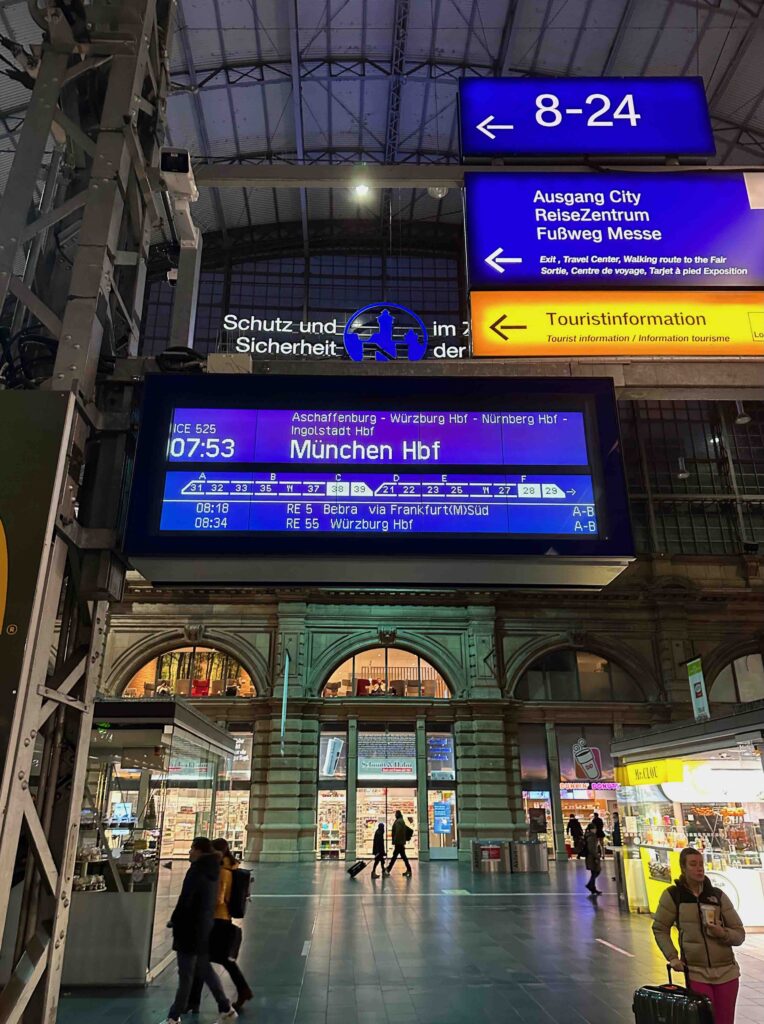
[[612, 811, 622, 847], [371, 823, 386, 878], [566, 814, 584, 853], [591, 812, 605, 839], [385, 809, 412, 876], [165, 837, 237, 1024], [584, 825, 603, 896]]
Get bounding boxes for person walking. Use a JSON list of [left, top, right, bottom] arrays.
[[165, 837, 237, 1024], [591, 812, 605, 839], [371, 823, 386, 878], [187, 838, 253, 1014], [566, 814, 584, 855], [611, 811, 622, 847], [385, 809, 412, 876], [652, 847, 745, 1024], [583, 824, 603, 895]]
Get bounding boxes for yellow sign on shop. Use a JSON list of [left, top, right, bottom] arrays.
[[471, 290, 764, 358], [615, 758, 686, 787]]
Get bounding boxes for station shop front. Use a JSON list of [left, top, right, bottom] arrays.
[[613, 704, 764, 927], [297, 647, 459, 861], [105, 603, 676, 863]]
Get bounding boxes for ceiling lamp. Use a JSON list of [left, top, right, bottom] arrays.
[[353, 183, 370, 198], [677, 456, 690, 481], [427, 185, 449, 200]]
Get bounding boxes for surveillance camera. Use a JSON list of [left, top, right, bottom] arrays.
[[166, 267, 178, 288], [160, 148, 198, 202]]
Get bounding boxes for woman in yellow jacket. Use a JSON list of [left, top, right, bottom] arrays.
[[188, 839, 253, 1014]]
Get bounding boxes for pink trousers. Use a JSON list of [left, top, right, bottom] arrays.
[[689, 978, 739, 1024]]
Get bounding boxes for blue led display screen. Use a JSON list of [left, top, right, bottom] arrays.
[[459, 77, 714, 157], [465, 172, 764, 290], [123, 375, 633, 574], [162, 406, 594, 537]]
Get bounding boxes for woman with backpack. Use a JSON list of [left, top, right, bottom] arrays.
[[188, 839, 253, 1014], [652, 847, 745, 1024]]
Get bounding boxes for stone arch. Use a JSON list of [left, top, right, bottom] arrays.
[[308, 629, 462, 698], [703, 635, 764, 692], [103, 627, 268, 697], [505, 631, 660, 702]]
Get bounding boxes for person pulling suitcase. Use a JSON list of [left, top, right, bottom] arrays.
[[650, 847, 745, 1024]]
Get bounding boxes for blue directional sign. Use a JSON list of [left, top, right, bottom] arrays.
[[465, 172, 764, 290], [459, 77, 714, 157]]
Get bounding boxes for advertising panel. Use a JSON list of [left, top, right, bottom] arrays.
[[357, 732, 416, 781], [459, 77, 714, 157], [465, 172, 764, 290], [686, 657, 711, 723], [471, 289, 764, 358]]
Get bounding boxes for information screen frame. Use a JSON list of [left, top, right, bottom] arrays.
[[123, 374, 633, 578]]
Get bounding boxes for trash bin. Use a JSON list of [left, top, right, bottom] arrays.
[[470, 839, 511, 873], [510, 840, 549, 873]]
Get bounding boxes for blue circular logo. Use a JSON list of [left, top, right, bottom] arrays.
[[343, 303, 428, 362]]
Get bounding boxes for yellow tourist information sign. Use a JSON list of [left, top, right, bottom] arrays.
[[471, 289, 764, 357]]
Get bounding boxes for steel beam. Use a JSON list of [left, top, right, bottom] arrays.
[[0, 4, 173, 1022], [192, 162, 764, 190], [169, 233, 203, 347]]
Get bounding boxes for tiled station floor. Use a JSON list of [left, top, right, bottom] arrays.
[[57, 860, 764, 1024]]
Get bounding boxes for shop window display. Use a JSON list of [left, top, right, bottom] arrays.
[[616, 748, 764, 924], [122, 645, 255, 699], [514, 649, 644, 703], [357, 788, 418, 858], [317, 791, 347, 859], [322, 647, 449, 699], [712, 652, 764, 705], [63, 708, 232, 985]]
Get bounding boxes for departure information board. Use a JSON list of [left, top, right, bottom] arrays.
[[459, 77, 714, 157], [124, 376, 633, 586], [465, 172, 764, 290]]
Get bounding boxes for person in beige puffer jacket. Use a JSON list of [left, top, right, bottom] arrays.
[[652, 847, 745, 1024]]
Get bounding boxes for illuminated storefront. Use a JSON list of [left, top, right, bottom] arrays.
[[613, 707, 764, 926], [316, 647, 458, 861], [515, 649, 648, 855]]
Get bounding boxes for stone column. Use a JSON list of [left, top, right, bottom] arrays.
[[454, 713, 524, 862], [245, 709, 319, 862], [545, 722, 567, 861], [345, 718, 358, 862], [416, 717, 429, 861]]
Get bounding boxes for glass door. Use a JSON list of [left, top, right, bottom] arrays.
[[356, 787, 419, 858]]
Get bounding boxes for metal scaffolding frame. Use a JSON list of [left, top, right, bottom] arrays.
[[0, 2, 174, 1021]]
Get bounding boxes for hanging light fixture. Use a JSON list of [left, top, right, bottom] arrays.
[[677, 456, 690, 480]]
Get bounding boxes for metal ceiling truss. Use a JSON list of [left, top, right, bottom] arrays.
[[160, 218, 464, 273], [170, 56, 499, 93], [0, 4, 173, 1024]]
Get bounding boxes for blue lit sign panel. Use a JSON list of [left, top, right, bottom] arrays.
[[459, 77, 714, 157], [124, 376, 633, 584], [465, 172, 764, 290]]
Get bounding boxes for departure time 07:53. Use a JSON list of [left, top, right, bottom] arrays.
[[168, 436, 236, 459]]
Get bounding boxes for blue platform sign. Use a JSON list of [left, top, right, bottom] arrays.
[[459, 77, 714, 157], [465, 171, 764, 290]]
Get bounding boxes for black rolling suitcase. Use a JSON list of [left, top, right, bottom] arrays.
[[347, 860, 367, 878], [633, 966, 713, 1023]]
